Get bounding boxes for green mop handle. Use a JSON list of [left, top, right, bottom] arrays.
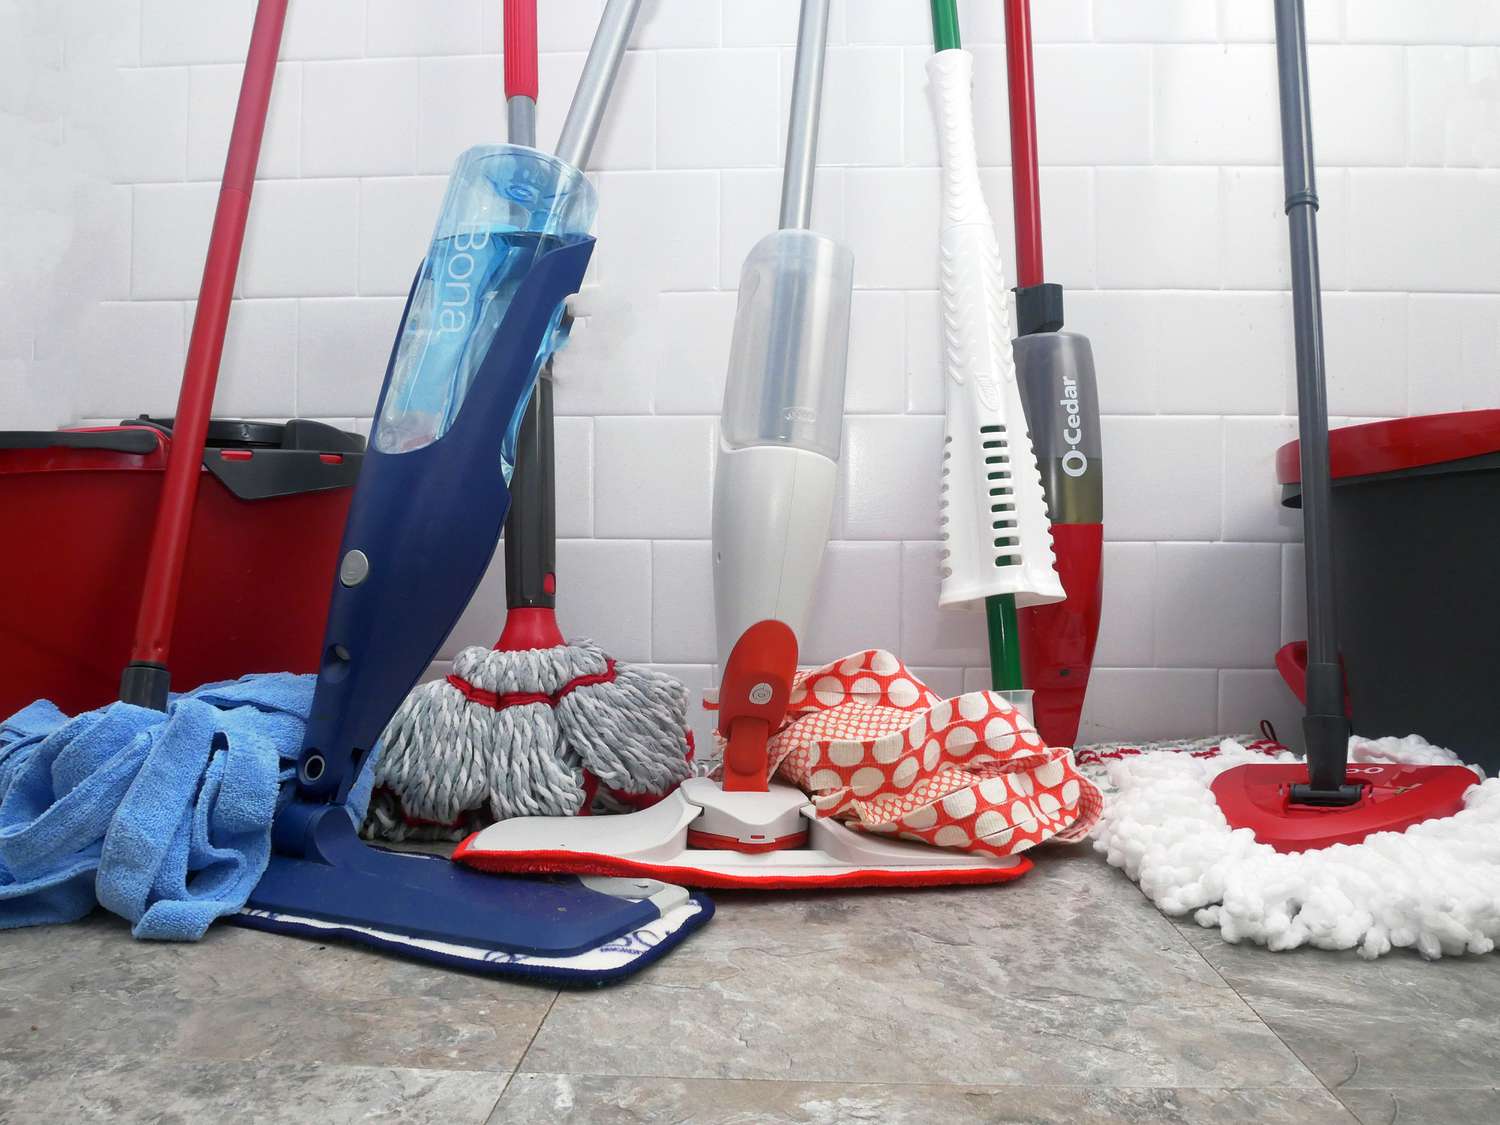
[[930, 0, 961, 51], [929, 0, 1023, 692]]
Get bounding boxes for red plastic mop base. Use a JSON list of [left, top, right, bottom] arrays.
[[452, 835, 1034, 892], [1211, 762, 1476, 853]]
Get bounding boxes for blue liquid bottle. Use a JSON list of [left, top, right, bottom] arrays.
[[374, 145, 596, 477]]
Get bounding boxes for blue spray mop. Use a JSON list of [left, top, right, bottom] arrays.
[[228, 0, 715, 983]]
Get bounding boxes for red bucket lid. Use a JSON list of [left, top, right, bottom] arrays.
[[1276, 410, 1500, 485]]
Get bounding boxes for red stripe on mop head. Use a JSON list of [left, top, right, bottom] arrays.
[[446, 659, 619, 711], [451, 834, 1033, 891]]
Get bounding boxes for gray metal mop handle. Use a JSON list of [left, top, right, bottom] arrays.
[[509, 97, 536, 147], [1275, 0, 1334, 670], [1275, 0, 1352, 792], [779, 0, 832, 230], [555, 0, 643, 170]]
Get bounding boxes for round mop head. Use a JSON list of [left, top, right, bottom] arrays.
[[1093, 736, 1499, 960], [363, 640, 694, 842]]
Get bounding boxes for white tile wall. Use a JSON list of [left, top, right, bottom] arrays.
[[183, 297, 298, 418], [650, 540, 716, 664], [593, 416, 715, 539], [657, 50, 779, 169], [140, 0, 254, 66], [302, 60, 420, 177], [1153, 46, 1279, 166], [1408, 46, 1500, 168], [240, 179, 361, 296], [296, 297, 406, 415], [356, 175, 449, 295], [364, 0, 484, 59], [131, 183, 219, 299], [1095, 168, 1222, 288], [1152, 542, 1282, 668], [26, 0, 1500, 748], [112, 67, 190, 183], [1408, 294, 1500, 412], [802, 541, 903, 664]]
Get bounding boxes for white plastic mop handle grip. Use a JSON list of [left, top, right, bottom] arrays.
[[928, 49, 1063, 609], [931, 49, 1010, 405]]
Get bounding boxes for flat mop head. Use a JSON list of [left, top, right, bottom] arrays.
[[1211, 761, 1476, 853], [238, 853, 713, 987], [455, 625, 1104, 890]]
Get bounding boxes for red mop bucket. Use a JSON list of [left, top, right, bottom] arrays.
[[1275, 410, 1500, 775], [0, 418, 361, 718]]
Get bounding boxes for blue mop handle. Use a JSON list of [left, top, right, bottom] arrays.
[[292, 236, 595, 807]]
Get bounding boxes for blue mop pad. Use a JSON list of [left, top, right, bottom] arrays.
[[0, 674, 372, 939]]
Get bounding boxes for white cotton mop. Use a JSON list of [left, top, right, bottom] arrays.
[[1093, 739, 1498, 960]]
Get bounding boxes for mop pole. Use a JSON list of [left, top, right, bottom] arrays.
[[928, 1, 1024, 692], [121, 0, 288, 710], [1274, 0, 1356, 802]]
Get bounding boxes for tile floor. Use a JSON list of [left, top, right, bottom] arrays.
[[3, 850, 1497, 1124]]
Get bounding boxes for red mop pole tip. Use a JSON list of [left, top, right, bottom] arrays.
[[1211, 761, 1476, 853], [494, 606, 566, 651]]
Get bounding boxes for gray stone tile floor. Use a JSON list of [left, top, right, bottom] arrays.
[[2, 848, 1496, 1123]]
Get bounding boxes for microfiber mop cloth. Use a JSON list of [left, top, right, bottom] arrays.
[[749, 650, 1101, 855], [1093, 735, 1498, 960], [0, 674, 374, 940]]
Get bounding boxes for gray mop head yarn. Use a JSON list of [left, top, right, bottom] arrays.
[[363, 640, 693, 842]]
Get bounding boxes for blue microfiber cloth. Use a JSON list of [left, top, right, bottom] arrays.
[[0, 674, 376, 941]]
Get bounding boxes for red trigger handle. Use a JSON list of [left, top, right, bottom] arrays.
[[717, 620, 799, 793]]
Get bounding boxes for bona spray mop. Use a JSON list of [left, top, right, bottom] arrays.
[[232, 0, 713, 982], [366, 0, 693, 842], [457, 0, 1033, 889]]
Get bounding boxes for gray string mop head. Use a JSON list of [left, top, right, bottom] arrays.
[[362, 640, 694, 842]]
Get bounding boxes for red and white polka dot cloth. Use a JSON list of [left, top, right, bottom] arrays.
[[762, 650, 1103, 857]]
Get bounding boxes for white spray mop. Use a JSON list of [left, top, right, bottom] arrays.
[[457, 0, 1031, 890]]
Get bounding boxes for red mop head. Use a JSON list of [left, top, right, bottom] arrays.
[[1212, 761, 1476, 853]]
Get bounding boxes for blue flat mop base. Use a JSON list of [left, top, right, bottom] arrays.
[[235, 807, 712, 983], [232, 892, 714, 987]]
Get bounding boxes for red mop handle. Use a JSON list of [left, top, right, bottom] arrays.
[[504, 0, 539, 99], [127, 0, 287, 678], [1003, 0, 1044, 287]]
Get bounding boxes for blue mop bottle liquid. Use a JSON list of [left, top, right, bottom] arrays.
[[374, 145, 596, 476]]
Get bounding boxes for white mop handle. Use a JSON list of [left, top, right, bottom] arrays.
[[928, 49, 1016, 413], [929, 48, 1063, 609]]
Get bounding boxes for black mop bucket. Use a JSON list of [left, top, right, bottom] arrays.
[[1277, 410, 1500, 775]]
